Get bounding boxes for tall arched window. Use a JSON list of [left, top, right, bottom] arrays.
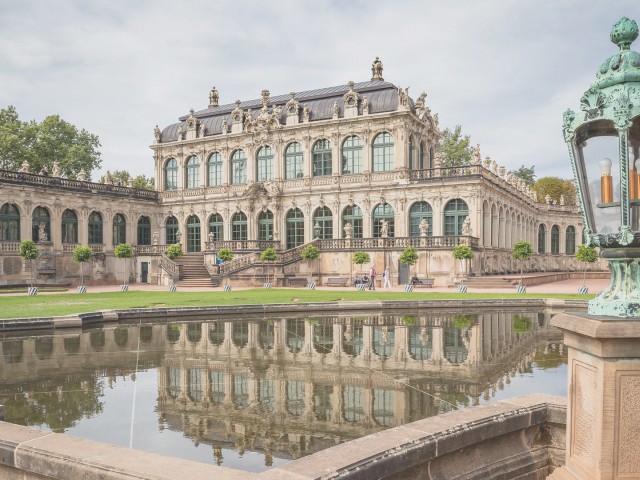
[[342, 136, 362, 174], [312, 139, 332, 177], [566, 226, 576, 255], [313, 207, 333, 239], [443, 199, 469, 236], [186, 215, 201, 252], [232, 212, 247, 241], [285, 142, 303, 179], [538, 224, 546, 254], [256, 146, 274, 182], [408, 135, 414, 170], [164, 158, 178, 191], [372, 204, 395, 237], [137, 216, 151, 245], [419, 142, 427, 170], [166, 216, 179, 244], [372, 132, 394, 172], [0, 204, 20, 241], [208, 213, 223, 242], [409, 202, 432, 236], [185, 155, 200, 189], [61, 209, 78, 244], [231, 149, 247, 184], [551, 225, 560, 255], [88, 212, 103, 244], [32, 206, 51, 242], [286, 208, 304, 249], [257, 210, 274, 241], [342, 205, 363, 238], [112, 214, 126, 245], [207, 152, 223, 186]]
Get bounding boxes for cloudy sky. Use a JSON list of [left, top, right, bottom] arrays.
[[0, 1, 637, 181]]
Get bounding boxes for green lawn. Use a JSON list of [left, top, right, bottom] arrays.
[[0, 289, 592, 320]]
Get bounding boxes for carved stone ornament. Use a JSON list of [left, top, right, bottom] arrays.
[[154, 125, 161, 143], [562, 108, 576, 142], [580, 87, 606, 120], [613, 89, 633, 130], [209, 86, 219, 108], [371, 56, 384, 81], [231, 100, 244, 125], [285, 92, 300, 116], [343, 81, 360, 108]]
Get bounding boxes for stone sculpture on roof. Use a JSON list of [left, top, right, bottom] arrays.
[[209, 86, 219, 108], [371, 56, 384, 81]]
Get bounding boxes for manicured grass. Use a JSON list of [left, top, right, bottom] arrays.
[[0, 289, 593, 320], [0, 287, 69, 294]]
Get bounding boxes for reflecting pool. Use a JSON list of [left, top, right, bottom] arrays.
[[0, 309, 567, 473]]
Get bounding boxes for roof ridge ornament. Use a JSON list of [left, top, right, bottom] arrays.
[[209, 86, 219, 107], [610, 16, 638, 50], [371, 57, 384, 81]]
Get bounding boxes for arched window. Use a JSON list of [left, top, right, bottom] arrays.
[[312, 139, 332, 176], [342, 205, 363, 238], [256, 146, 274, 182], [408, 135, 414, 170], [372, 132, 394, 172], [31, 206, 51, 242], [164, 158, 178, 191], [137, 216, 151, 245], [207, 152, 223, 186], [429, 146, 435, 169], [208, 213, 223, 242], [185, 155, 200, 189], [286, 208, 304, 249], [342, 136, 362, 174], [372, 204, 395, 237], [285, 142, 303, 179], [443, 199, 469, 236], [538, 224, 546, 254], [231, 149, 247, 184], [551, 225, 560, 255], [257, 210, 274, 241], [166, 216, 179, 244], [232, 212, 247, 241], [313, 207, 333, 239], [186, 215, 201, 252], [61, 209, 78, 244], [112, 214, 126, 245], [88, 212, 103, 244], [419, 142, 427, 170], [566, 226, 576, 255], [409, 202, 432, 236], [0, 204, 20, 241]]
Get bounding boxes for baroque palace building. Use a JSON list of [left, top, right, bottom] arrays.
[[0, 59, 589, 287]]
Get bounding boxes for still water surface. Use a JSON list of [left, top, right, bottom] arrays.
[[0, 309, 567, 473]]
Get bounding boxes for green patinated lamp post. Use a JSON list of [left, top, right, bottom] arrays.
[[563, 16, 640, 317]]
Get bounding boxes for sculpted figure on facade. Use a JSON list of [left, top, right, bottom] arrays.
[[19, 161, 29, 173], [153, 232, 159, 245], [560, 194, 565, 206], [472, 144, 481, 164], [362, 96, 369, 114], [38, 223, 47, 242], [221, 118, 228, 134], [398, 87, 409, 107], [209, 86, 219, 108], [433, 151, 442, 168], [154, 125, 161, 143], [415, 91, 427, 109], [52, 161, 61, 177], [419, 218, 428, 237], [198, 123, 205, 138], [77, 169, 87, 181], [332, 101, 339, 118], [344, 222, 352, 239], [462, 216, 472, 236], [302, 104, 310, 122], [380, 220, 389, 238], [371, 56, 384, 80], [177, 124, 183, 141]]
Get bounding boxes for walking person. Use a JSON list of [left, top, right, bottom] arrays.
[[369, 264, 377, 290], [383, 266, 391, 289]]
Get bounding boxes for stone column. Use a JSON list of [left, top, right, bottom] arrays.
[[548, 313, 640, 480]]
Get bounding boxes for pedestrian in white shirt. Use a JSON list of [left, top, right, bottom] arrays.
[[383, 267, 391, 289]]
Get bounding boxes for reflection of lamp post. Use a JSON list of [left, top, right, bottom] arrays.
[[563, 16, 640, 317]]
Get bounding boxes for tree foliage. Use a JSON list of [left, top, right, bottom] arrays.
[[452, 245, 473, 260], [353, 251, 370, 268], [532, 177, 576, 205], [19, 240, 40, 288], [217, 248, 233, 262], [399, 246, 419, 266], [576, 244, 599, 285], [439, 125, 472, 167], [512, 165, 536, 184], [114, 243, 133, 286], [0, 106, 101, 179], [73, 245, 92, 286], [165, 244, 183, 260], [100, 170, 155, 190], [301, 244, 320, 261], [512, 241, 533, 286], [260, 247, 277, 262]]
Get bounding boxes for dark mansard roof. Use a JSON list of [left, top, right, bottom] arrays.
[[159, 80, 411, 143]]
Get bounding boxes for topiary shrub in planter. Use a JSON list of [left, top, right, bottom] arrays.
[[73, 245, 92, 293], [114, 243, 133, 290], [19, 240, 40, 295]]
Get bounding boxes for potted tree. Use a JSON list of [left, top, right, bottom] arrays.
[[452, 245, 473, 292], [352, 251, 370, 290], [301, 244, 320, 288], [575, 244, 598, 294], [19, 240, 40, 295], [165, 243, 183, 291], [399, 246, 419, 291], [72, 245, 92, 293], [217, 248, 234, 290], [260, 247, 277, 288], [114, 243, 133, 291], [512, 241, 533, 293]]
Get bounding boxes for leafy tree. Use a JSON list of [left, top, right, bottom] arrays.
[[301, 244, 321, 284], [512, 314, 532, 333], [260, 247, 277, 284], [100, 170, 155, 190], [576, 244, 598, 286], [114, 243, 133, 286], [72, 245, 92, 287], [353, 251, 370, 275], [512, 165, 536, 184], [19, 240, 40, 288], [439, 125, 472, 167], [512, 241, 533, 286], [399, 246, 419, 278], [532, 177, 576, 205], [0, 106, 101, 179], [217, 248, 233, 285], [165, 243, 183, 260], [452, 245, 473, 275]]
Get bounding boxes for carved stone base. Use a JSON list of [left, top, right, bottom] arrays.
[[588, 248, 640, 317], [550, 312, 640, 479]]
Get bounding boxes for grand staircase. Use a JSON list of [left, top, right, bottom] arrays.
[[177, 253, 213, 287]]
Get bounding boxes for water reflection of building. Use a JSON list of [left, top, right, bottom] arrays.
[[155, 311, 565, 466]]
